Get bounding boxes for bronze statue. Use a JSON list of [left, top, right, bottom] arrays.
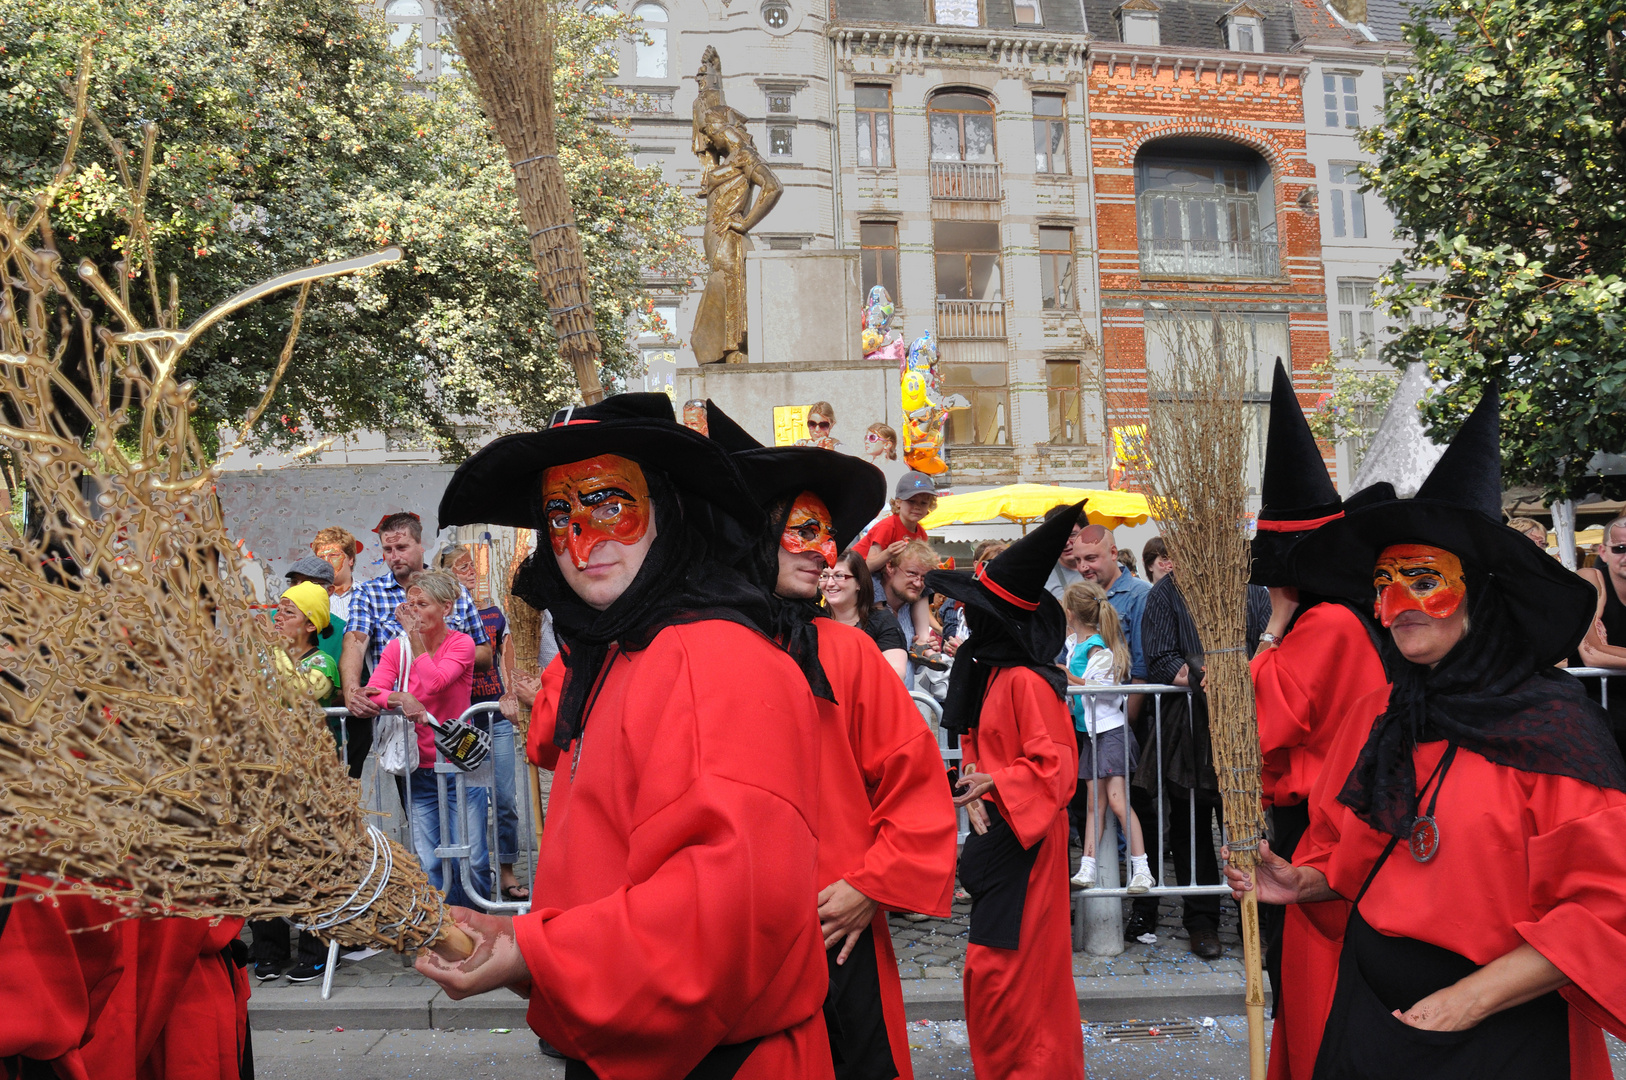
[[690, 47, 782, 365]]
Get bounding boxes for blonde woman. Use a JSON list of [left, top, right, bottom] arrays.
[[1062, 582, 1153, 893]]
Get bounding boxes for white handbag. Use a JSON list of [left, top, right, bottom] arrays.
[[374, 636, 421, 776]]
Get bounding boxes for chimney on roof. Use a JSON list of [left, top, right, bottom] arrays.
[[1328, 0, 1368, 25]]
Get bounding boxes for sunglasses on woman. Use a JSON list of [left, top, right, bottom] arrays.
[[807, 419, 832, 432]]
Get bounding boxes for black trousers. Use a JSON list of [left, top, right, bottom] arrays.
[[1166, 787, 1223, 933], [248, 919, 327, 965]]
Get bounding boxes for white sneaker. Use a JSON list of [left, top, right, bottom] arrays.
[[1070, 859, 1096, 890], [1127, 869, 1154, 894]]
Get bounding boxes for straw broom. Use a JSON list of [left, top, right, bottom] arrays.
[[1143, 313, 1269, 1079], [438, 0, 605, 404], [0, 89, 472, 959]]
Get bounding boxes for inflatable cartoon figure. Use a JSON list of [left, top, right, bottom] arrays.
[[860, 286, 907, 361], [898, 330, 964, 475]]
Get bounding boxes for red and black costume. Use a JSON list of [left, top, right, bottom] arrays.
[[439, 394, 833, 1080], [926, 508, 1084, 1080], [706, 402, 960, 1080], [1248, 359, 1391, 1079], [1286, 390, 1626, 1080]]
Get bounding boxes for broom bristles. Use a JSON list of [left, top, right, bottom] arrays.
[[0, 102, 454, 954]]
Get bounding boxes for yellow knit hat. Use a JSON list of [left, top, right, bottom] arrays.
[[280, 581, 331, 633]]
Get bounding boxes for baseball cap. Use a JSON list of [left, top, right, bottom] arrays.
[[895, 472, 937, 500], [284, 556, 336, 586]]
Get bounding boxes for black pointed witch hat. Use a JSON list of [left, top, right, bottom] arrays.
[[1251, 360, 1344, 587], [1290, 388, 1594, 665], [701, 399, 887, 552], [925, 501, 1080, 667]]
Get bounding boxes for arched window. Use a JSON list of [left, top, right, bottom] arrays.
[[928, 92, 995, 163], [1135, 137, 1276, 278], [386, 0, 428, 76], [586, 2, 620, 76], [633, 3, 667, 79]]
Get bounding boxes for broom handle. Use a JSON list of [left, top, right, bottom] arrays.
[[1241, 889, 1267, 1080], [431, 923, 478, 962]]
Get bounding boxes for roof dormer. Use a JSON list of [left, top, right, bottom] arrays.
[[1221, 2, 1265, 52], [1116, 0, 1161, 46]]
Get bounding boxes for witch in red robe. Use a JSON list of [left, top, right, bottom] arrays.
[[1248, 359, 1392, 1079], [926, 506, 1085, 1080], [1229, 389, 1626, 1080], [705, 401, 960, 1079], [423, 393, 833, 1080]]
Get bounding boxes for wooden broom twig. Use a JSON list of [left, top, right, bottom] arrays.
[[0, 103, 472, 959], [439, 0, 605, 404], [1143, 312, 1269, 1080]]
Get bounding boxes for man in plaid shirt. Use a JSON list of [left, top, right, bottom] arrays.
[[340, 512, 492, 722]]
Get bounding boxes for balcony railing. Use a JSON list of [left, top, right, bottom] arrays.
[[930, 161, 1001, 201], [1138, 238, 1281, 279], [936, 299, 1006, 339]]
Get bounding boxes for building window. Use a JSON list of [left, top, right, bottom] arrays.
[[1047, 359, 1083, 444], [1337, 279, 1378, 360], [386, 0, 429, 76], [1032, 93, 1067, 174], [860, 222, 899, 301], [762, 1, 790, 28], [638, 346, 677, 395], [633, 2, 667, 79], [767, 92, 792, 114], [855, 85, 893, 168], [929, 92, 995, 163], [769, 126, 794, 157], [935, 221, 1004, 338], [1039, 227, 1075, 310], [1014, 0, 1043, 24], [1118, 0, 1161, 46], [1136, 142, 1278, 278], [1227, 15, 1262, 51], [1324, 73, 1358, 128], [642, 302, 679, 339], [931, 0, 980, 26], [941, 363, 1009, 445], [1328, 163, 1367, 239], [587, 3, 620, 76]]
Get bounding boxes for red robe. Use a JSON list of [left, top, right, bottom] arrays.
[[515, 621, 834, 1080], [811, 620, 959, 1080], [0, 878, 127, 1080], [79, 916, 251, 1080], [1297, 685, 1626, 1079], [961, 666, 1083, 1080], [1251, 602, 1385, 1080]]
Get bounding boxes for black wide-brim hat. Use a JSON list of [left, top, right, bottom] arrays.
[[1290, 388, 1592, 667], [925, 501, 1081, 668], [701, 400, 886, 549], [437, 392, 764, 536]]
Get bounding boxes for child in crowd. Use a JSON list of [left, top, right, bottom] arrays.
[[1062, 582, 1154, 893], [854, 471, 941, 657]]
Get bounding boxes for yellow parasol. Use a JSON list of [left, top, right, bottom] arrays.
[[920, 483, 1152, 534]]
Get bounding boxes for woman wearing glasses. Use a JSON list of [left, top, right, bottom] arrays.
[[796, 400, 840, 451], [1576, 515, 1626, 757], [821, 550, 909, 681]]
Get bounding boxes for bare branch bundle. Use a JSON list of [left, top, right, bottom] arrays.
[[440, 0, 605, 404], [503, 529, 540, 738], [0, 120, 468, 956], [1143, 312, 1267, 1079]]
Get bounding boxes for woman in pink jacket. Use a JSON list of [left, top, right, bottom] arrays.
[[366, 569, 487, 905]]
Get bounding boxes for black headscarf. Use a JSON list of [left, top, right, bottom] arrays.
[[511, 469, 775, 751], [939, 601, 1067, 734], [742, 495, 834, 703], [1338, 574, 1626, 839]]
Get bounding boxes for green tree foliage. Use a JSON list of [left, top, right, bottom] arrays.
[[1365, 0, 1626, 500], [0, 0, 699, 458], [1306, 355, 1399, 473]]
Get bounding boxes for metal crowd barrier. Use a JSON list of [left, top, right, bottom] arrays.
[[314, 702, 539, 999]]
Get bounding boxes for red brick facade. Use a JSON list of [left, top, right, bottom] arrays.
[[1088, 48, 1330, 444]]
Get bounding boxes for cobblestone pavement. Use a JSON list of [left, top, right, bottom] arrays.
[[888, 885, 1244, 984]]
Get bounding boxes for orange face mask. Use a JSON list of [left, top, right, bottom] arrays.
[[1373, 544, 1467, 626], [543, 455, 652, 570], [780, 492, 838, 568]]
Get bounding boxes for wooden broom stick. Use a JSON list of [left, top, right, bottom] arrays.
[[1143, 313, 1269, 1080], [439, 0, 604, 404], [503, 531, 549, 857]]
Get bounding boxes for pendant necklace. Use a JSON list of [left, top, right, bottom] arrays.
[[1409, 742, 1459, 864]]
